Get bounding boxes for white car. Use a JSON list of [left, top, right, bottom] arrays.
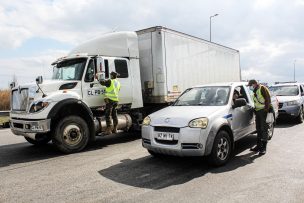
[[269, 83, 304, 123], [142, 82, 276, 166]]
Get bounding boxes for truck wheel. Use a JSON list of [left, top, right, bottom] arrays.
[[208, 130, 232, 167], [53, 116, 89, 153], [296, 106, 304, 123], [24, 134, 52, 146]]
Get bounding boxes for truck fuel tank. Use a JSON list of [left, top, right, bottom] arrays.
[[94, 114, 132, 134]]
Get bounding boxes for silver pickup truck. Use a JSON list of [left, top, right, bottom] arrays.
[[142, 82, 278, 166]]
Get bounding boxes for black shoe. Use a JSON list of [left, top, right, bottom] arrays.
[[250, 146, 260, 152], [259, 149, 266, 155]]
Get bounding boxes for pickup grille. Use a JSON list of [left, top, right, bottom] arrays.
[[154, 126, 180, 133], [154, 139, 178, 145], [12, 88, 29, 111]]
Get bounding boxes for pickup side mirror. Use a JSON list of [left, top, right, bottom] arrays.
[[36, 76, 43, 84], [232, 98, 247, 109]]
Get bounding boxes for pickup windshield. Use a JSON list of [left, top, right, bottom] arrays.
[[52, 58, 87, 80], [174, 86, 231, 106], [269, 85, 299, 96]]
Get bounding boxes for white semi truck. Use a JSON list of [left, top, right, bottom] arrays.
[[10, 26, 241, 153]]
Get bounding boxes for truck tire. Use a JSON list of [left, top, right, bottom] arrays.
[[208, 130, 232, 167], [52, 116, 89, 153], [24, 134, 52, 146], [296, 106, 304, 123]]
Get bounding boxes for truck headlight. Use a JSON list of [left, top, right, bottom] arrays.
[[29, 101, 49, 113], [189, 117, 208, 128], [142, 116, 151, 126], [286, 100, 300, 106]]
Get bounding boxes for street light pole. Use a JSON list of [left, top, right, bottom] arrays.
[[210, 14, 218, 42], [294, 60, 296, 82]]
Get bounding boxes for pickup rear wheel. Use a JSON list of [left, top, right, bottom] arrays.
[[24, 134, 52, 146], [208, 130, 232, 167], [52, 116, 89, 153]]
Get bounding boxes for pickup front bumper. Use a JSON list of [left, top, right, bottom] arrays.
[[10, 118, 51, 136], [278, 105, 301, 117]]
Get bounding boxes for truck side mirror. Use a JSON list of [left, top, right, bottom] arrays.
[[10, 82, 15, 89], [232, 98, 247, 109], [36, 76, 43, 84], [96, 72, 105, 81]]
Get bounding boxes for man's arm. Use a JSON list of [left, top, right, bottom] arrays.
[[99, 79, 111, 87], [261, 86, 271, 111]]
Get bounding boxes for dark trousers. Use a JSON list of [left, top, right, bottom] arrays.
[[255, 109, 268, 149], [105, 100, 118, 127]]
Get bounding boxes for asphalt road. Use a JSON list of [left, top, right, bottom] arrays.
[[0, 120, 304, 203]]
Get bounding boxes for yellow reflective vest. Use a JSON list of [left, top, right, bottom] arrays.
[[105, 79, 121, 102]]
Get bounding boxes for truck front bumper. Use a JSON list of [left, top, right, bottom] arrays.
[[10, 118, 51, 136]]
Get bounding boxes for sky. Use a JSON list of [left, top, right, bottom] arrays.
[[0, 0, 304, 89]]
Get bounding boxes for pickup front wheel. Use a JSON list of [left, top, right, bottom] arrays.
[[297, 106, 304, 123], [208, 130, 232, 167], [52, 116, 89, 153]]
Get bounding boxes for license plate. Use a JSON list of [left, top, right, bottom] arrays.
[[157, 132, 175, 141]]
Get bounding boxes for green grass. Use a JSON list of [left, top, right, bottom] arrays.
[[0, 116, 9, 125]]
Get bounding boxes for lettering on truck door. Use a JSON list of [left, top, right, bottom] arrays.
[[82, 58, 105, 107]]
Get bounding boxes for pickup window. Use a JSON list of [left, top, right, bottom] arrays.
[[174, 86, 231, 106], [269, 85, 299, 96]]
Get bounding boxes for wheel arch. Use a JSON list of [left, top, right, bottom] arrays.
[[47, 99, 96, 141], [205, 119, 234, 156]]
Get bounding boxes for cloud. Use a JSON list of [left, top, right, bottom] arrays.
[[1, 0, 304, 89], [0, 49, 68, 88]]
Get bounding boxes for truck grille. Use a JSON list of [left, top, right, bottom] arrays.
[[12, 88, 29, 111]]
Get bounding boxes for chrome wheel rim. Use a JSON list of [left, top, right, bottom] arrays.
[[217, 137, 229, 160], [62, 124, 83, 146]]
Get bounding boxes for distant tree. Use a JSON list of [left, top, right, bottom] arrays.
[[0, 89, 10, 110]]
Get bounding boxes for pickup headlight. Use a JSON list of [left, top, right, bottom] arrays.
[[189, 117, 208, 128], [142, 116, 151, 126], [29, 101, 49, 113], [286, 100, 300, 106]]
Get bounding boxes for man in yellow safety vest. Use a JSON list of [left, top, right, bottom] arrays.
[[99, 71, 121, 135], [248, 79, 271, 155]]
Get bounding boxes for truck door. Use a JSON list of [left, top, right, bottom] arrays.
[[230, 85, 255, 140], [82, 57, 105, 108], [108, 58, 132, 105]]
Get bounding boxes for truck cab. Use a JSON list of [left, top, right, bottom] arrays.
[[10, 32, 143, 153]]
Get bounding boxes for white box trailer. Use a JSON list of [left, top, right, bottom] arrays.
[[137, 26, 241, 103]]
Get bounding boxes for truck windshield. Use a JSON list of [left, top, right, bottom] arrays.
[[52, 58, 87, 80], [269, 85, 299, 96], [174, 86, 231, 106]]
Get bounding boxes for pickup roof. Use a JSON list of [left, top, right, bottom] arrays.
[[141, 82, 278, 166]]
